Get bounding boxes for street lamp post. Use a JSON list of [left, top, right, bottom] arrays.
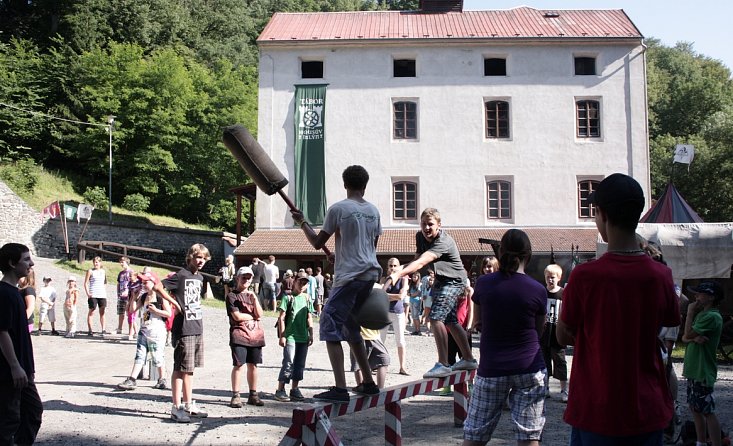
[[107, 115, 116, 223]]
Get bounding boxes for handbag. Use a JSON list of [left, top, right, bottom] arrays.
[[239, 319, 266, 347]]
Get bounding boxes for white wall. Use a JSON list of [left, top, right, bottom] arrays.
[[257, 40, 649, 229]]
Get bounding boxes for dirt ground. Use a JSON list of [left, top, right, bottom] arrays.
[[29, 256, 733, 445]]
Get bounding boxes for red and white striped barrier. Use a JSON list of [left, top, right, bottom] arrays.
[[278, 370, 475, 446]]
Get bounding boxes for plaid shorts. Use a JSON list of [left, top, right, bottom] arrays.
[[429, 278, 464, 325], [464, 371, 546, 443], [116, 297, 128, 316], [686, 379, 716, 414], [173, 334, 204, 372]]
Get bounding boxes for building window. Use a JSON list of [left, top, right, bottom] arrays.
[[484, 58, 506, 76], [578, 180, 599, 218], [485, 100, 510, 138], [393, 182, 417, 220], [394, 59, 416, 77], [574, 56, 596, 75], [393, 101, 417, 139], [487, 180, 512, 219], [576, 100, 600, 138], [301, 61, 323, 78]]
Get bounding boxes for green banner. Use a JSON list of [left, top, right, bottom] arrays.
[[294, 84, 328, 225]]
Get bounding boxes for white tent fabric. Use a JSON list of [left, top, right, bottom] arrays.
[[597, 223, 733, 281]]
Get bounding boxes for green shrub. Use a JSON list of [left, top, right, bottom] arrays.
[[83, 186, 108, 211], [0, 157, 39, 193], [122, 193, 150, 212]]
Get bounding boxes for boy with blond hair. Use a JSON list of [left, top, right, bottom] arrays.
[[541, 264, 568, 401], [389, 208, 477, 378], [163, 243, 211, 422]]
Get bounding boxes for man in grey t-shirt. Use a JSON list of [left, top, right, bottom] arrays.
[[291, 165, 381, 403]]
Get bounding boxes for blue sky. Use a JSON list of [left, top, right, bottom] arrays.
[[463, 0, 732, 70]]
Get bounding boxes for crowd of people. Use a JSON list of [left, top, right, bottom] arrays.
[[1, 170, 728, 445]]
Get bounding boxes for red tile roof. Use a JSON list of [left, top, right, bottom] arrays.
[[257, 7, 641, 44], [234, 227, 599, 257]]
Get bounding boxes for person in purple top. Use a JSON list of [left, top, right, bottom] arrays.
[[463, 229, 547, 446]]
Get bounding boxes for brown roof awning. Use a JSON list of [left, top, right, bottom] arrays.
[[233, 227, 599, 257]]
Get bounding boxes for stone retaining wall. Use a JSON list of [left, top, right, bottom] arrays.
[[0, 180, 226, 275]]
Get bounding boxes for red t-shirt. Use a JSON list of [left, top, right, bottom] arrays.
[[560, 252, 680, 436]]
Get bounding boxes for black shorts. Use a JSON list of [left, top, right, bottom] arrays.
[[88, 297, 107, 310], [231, 344, 263, 366]]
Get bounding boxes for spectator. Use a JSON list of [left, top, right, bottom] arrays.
[[37, 276, 59, 336], [84, 256, 108, 337], [380, 258, 409, 375], [18, 269, 36, 333]]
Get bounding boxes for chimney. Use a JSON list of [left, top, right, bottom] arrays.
[[419, 0, 463, 12]]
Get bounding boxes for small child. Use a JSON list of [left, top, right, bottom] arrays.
[[228, 266, 266, 408], [64, 276, 79, 337], [540, 264, 568, 401], [116, 257, 134, 336], [350, 326, 390, 389], [274, 271, 314, 402], [116, 272, 172, 391], [37, 276, 58, 335]]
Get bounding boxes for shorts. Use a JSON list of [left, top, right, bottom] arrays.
[[380, 312, 406, 347], [464, 371, 546, 443], [39, 304, 55, 323], [429, 278, 464, 325], [686, 379, 716, 414], [116, 297, 128, 315], [173, 334, 204, 372], [410, 300, 422, 320], [316, 294, 324, 306], [87, 297, 107, 310], [570, 427, 663, 446], [350, 338, 390, 372], [231, 344, 263, 366], [133, 330, 166, 367], [319, 280, 375, 343]]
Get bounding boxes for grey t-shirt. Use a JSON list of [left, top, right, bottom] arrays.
[[322, 198, 382, 288], [415, 229, 467, 282]]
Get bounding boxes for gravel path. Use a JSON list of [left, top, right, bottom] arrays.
[[28, 256, 732, 445]]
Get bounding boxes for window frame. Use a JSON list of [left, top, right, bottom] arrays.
[[392, 180, 418, 221], [574, 56, 597, 75], [486, 179, 513, 221], [393, 99, 418, 140], [576, 99, 601, 138], [301, 60, 324, 79], [484, 57, 507, 76], [577, 179, 600, 219], [393, 58, 416, 78], [485, 99, 510, 139]]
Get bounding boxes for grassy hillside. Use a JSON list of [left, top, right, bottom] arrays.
[[1, 163, 212, 230]]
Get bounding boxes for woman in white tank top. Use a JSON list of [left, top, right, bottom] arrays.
[[84, 256, 108, 336]]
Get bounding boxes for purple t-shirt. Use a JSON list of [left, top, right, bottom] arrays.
[[472, 272, 547, 377]]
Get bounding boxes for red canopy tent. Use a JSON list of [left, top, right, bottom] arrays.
[[640, 182, 703, 223]]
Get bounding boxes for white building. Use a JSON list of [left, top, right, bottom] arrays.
[[236, 2, 648, 274]]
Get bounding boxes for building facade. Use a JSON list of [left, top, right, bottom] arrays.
[[237, 5, 648, 276]]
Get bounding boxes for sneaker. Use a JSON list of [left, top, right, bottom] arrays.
[[116, 377, 137, 391], [101, 330, 109, 337], [560, 390, 569, 403], [171, 404, 191, 423], [230, 394, 243, 408], [289, 388, 305, 402], [185, 400, 208, 418], [274, 389, 290, 402], [438, 386, 452, 397], [115, 329, 122, 335], [87, 330, 93, 336], [153, 378, 168, 390], [352, 382, 380, 396], [35, 330, 41, 336], [64, 332, 72, 338], [51, 330, 60, 336], [451, 358, 478, 371], [423, 362, 452, 378], [313, 387, 349, 403], [247, 393, 264, 406]]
